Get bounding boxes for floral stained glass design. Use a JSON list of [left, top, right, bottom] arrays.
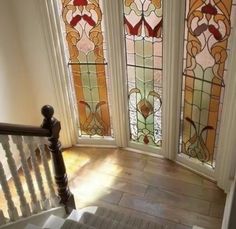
[[180, 0, 236, 167], [124, 0, 163, 147], [61, 0, 111, 136]]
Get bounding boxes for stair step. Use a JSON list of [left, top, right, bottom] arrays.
[[67, 207, 98, 222], [80, 212, 134, 229], [94, 207, 167, 229], [61, 219, 96, 229], [25, 206, 171, 229], [24, 224, 42, 229], [42, 214, 65, 229]]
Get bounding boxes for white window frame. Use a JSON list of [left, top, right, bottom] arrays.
[[103, 0, 166, 156], [163, 0, 236, 186]]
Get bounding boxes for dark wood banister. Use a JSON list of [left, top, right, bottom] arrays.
[[0, 123, 50, 136], [0, 105, 75, 214]]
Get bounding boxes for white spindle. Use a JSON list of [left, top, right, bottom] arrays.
[[24, 136, 50, 210], [37, 137, 59, 207], [0, 209, 6, 225], [12, 136, 41, 213], [0, 160, 18, 221], [0, 135, 31, 217]]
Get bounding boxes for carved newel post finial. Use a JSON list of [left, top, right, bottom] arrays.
[[41, 105, 75, 213]]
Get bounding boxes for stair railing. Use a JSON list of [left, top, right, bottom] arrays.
[[0, 105, 75, 226]]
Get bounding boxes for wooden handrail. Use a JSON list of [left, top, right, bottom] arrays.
[[0, 123, 50, 137]]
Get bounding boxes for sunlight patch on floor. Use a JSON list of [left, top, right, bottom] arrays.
[[70, 161, 121, 204]]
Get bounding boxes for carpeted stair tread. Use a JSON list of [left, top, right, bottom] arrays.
[[24, 206, 173, 229], [94, 207, 167, 229], [61, 219, 96, 229], [80, 212, 134, 229]]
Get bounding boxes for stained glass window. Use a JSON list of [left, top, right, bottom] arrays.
[[180, 0, 236, 167], [61, 0, 111, 137], [124, 0, 163, 147]]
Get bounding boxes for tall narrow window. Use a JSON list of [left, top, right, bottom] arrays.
[[180, 0, 236, 167], [124, 0, 163, 147], [61, 0, 112, 137]]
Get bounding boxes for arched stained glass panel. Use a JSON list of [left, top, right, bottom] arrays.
[[124, 0, 163, 147]]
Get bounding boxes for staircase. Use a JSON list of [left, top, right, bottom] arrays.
[[25, 206, 169, 229]]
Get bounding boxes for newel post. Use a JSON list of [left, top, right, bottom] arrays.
[[41, 105, 75, 213]]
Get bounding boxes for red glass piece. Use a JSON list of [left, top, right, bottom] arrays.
[[124, 17, 142, 36], [143, 135, 149, 144], [82, 15, 96, 27], [138, 99, 153, 119], [208, 24, 222, 40], [124, 15, 162, 38], [201, 3, 217, 15], [144, 18, 162, 37], [70, 15, 82, 27], [73, 0, 88, 6], [193, 23, 208, 36]]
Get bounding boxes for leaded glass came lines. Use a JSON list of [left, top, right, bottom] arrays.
[[180, 0, 236, 167], [61, 0, 111, 137], [124, 0, 163, 147]]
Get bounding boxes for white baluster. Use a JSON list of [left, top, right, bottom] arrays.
[[0, 209, 6, 225], [0, 160, 18, 221], [24, 136, 50, 210], [12, 136, 41, 213], [0, 135, 31, 217], [37, 137, 59, 207]]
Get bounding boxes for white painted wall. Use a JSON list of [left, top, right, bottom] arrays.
[[0, 0, 39, 179], [0, 0, 73, 179], [0, 1, 37, 125], [222, 175, 236, 229], [0, 0, 73, 146], [10, 0, 75, 147], [10, 0, 58, 119]]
